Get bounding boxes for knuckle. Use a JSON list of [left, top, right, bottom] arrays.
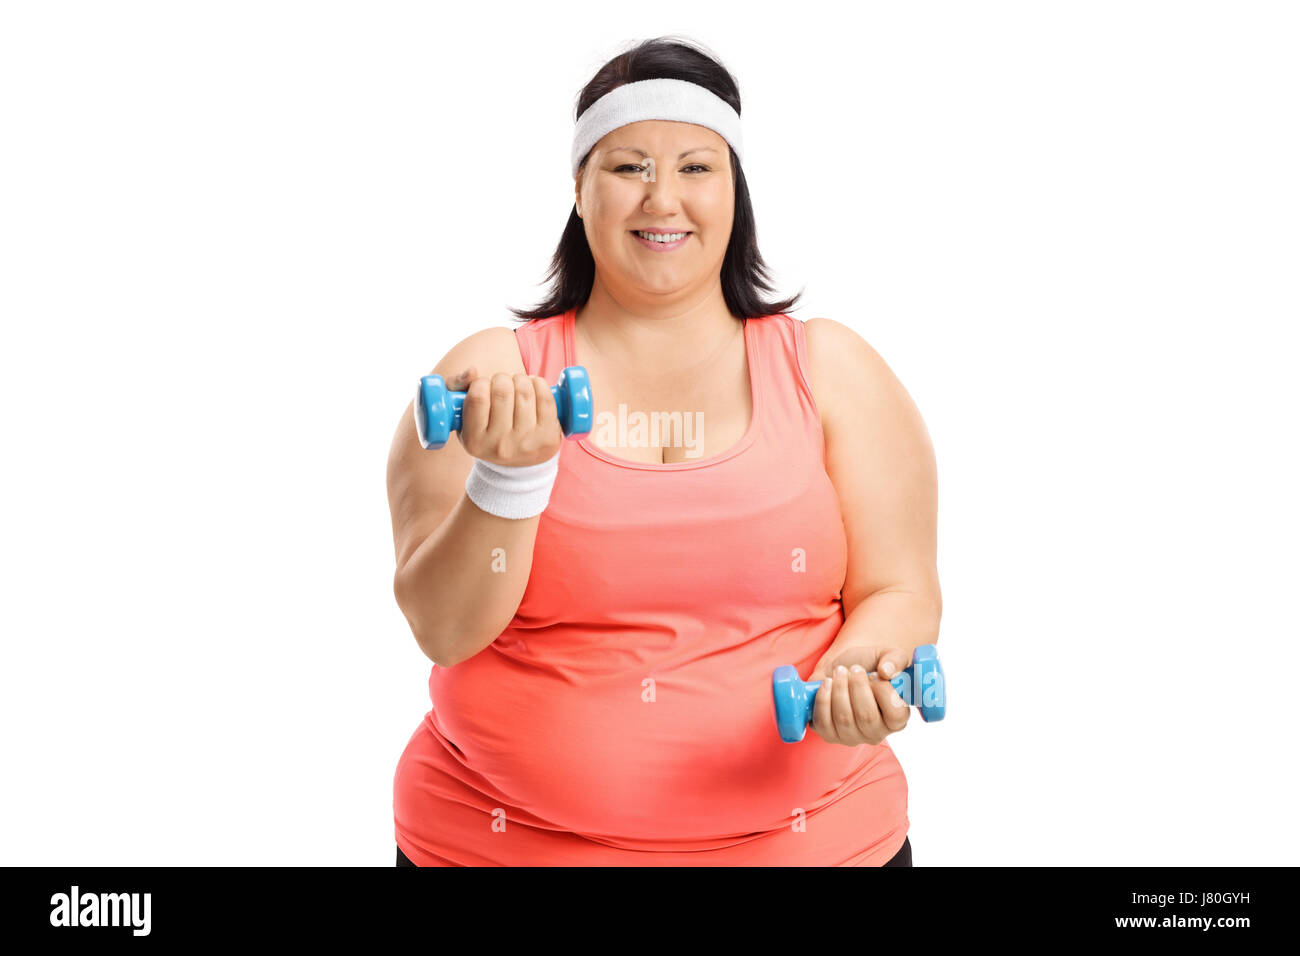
[[857, 701, 882, 730]]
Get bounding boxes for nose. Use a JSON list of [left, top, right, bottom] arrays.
[[640, 171, 684, 216]]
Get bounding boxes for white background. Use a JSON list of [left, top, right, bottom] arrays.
[[2, 1, 1296, 866]]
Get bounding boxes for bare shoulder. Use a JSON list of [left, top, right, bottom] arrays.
[[801, 316, 898, 433], [429, 324, 526, 381]]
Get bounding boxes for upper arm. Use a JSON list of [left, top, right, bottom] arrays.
[[803, 317, 941, 616], [385, 325, 526, 573]]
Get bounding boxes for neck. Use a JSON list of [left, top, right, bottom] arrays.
[[575, 282, 742, 378]]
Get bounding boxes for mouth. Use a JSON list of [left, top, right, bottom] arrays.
[[630, 229, 692, 251]]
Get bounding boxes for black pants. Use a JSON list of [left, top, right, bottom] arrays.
[[396, 835, 912, 867]]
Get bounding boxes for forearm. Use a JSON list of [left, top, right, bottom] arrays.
[[827, 587, 942, 663], [394, 492, 540, 666]]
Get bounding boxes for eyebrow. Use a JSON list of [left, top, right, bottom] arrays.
[[607, 147, 719, 159]]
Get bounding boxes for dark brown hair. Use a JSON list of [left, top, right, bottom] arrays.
[[508, 35, 803, 322]]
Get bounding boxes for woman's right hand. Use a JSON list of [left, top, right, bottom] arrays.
[[454, 366, 566, 467]]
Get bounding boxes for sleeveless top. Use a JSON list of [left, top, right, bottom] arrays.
[[393, 306, 909, 865]]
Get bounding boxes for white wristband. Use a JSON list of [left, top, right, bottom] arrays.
[[463, 450, 561, 519]]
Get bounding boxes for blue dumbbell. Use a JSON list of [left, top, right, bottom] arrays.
[[772, 643, 946, 743], [414, 365, 594, 450]]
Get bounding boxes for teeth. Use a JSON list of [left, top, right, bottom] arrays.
[[635, 231, 688, 243]]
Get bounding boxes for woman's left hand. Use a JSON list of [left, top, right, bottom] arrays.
[[806, 647, 913, 746]]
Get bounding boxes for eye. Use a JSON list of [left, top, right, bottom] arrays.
[[613, 163, 710, 174]]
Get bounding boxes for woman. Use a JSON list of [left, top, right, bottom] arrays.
[[387, 36, 940, 866]]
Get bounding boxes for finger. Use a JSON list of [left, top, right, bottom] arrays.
[[811, 676, 837, 744], [875, 648, 913, 684], [455, 366, 477, 388], [512, 373, 537, 435], [532, 375, 558, 430], [872, 672, 912, 733], [460, 376, 493, 447], [486, 373, 515, 441], [847, 665, 884, 743], [830, 666, 858, 742]]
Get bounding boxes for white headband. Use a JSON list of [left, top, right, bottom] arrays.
[[570, 77, 743, 179]]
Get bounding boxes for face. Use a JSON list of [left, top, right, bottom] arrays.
[[575, 120, 734, 301]]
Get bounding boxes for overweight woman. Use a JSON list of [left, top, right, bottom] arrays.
[[386, 36, 941, 866]]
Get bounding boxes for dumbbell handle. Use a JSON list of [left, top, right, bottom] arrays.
[[437, 381, 573, 436], [800, 668, 909, 721]]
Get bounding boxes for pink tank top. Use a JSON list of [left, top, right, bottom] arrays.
[[393, 306, 909, 865]]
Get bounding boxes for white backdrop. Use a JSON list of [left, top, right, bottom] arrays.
[[2, 1, 1296, 866]]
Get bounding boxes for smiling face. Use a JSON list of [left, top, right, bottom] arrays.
[[575, 119, 735, 302]]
